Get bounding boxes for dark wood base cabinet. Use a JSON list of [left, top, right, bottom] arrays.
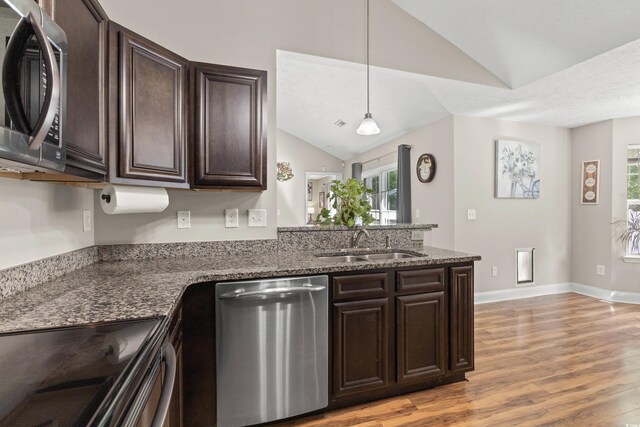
[[328, 264, 474, 409], [333, 298, 389, 399]]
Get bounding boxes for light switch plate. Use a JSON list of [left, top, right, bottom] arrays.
[[491, 266, 498, 277], [415, 208, 420, 218], [411, 230, 424, 241], [225, 209, 239, 228], [467, 209, 477, 220], [82, 210, 91, 232], [248, 209, 267, 228], [177, 211, 190, 229]]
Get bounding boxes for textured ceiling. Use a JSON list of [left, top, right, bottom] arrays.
[[420, 38, 640, 128], [392, 0, 640, 88], [276, 50, 450, 160]]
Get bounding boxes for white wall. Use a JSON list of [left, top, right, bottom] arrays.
[[570, 120, 614, 289], [453, 116, 572, 293], [0, 179, 94, 269], [276, 129, 343, 226], [344, 116, 455, 249]]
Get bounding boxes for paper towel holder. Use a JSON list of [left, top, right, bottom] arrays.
[[101, 194, 111, 204]]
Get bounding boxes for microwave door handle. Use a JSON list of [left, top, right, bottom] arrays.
[[2, 12, 59, 151], [151, 343, 177, 427], [2, 12, 34, 137], [26, 11, 59, 151]]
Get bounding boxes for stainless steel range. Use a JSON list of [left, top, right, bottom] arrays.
[[0, 317, 174, 427]]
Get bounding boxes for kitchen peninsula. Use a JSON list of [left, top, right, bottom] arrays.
[[0, 225, 478, 426]]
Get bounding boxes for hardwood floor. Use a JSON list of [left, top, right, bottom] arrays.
[[277, 293, 640, 427]]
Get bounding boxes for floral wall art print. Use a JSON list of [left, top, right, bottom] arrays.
[[495, 139, 540, 199]]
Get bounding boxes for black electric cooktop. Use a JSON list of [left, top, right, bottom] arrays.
[[0, 318, 162, 427]]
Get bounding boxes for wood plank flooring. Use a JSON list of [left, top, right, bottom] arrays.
[[276, 293, 640, 427]]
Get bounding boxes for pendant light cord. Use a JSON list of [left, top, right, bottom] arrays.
[[366, 0, 370, 114]]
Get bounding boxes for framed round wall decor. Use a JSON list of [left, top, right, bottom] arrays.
[[417, 153, 436, 183]]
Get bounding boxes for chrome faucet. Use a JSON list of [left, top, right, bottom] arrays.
[[350, 226, 370, 248]]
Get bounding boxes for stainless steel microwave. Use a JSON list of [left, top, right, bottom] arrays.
[[0, 0, 66, 173]]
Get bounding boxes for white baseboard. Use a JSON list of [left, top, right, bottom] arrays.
[[474, 283, 572, 304], [475, 282, 640, 305]]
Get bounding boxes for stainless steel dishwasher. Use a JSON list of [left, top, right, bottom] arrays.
[[215, 275, 328, 427]]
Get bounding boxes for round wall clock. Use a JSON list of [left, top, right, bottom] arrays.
[[417, 153, 436, 183]]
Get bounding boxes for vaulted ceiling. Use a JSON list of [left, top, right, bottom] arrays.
[[277, 0, 640, 160]]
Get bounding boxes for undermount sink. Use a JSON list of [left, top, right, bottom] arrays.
[[315, 255, 369, 263], [362, 252, 417, 260], [315, 251, 420, 263]]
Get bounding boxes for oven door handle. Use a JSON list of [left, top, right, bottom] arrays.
[[2, 11, 60, 151], [151, 343, 177, 427]]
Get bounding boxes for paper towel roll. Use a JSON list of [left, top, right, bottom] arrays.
[[100, 185, 169, 214]]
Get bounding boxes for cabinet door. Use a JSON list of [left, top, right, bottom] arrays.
[[192, 63, 267, 190], [450, 265, 474, 373], [41, 0, 108, 177], [396, 292, 446, 385], [333, 298, 388, 399], [109, 23, 188, 186]]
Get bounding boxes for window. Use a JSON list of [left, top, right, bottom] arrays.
[[363, 164, 397, 225], [627, 145, 640, 254]]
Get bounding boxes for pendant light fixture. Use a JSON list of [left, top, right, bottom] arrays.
[[357, 0, 380, 136]]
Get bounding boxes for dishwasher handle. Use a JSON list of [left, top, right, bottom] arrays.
[[151, 343, 176, 427], [219, 285, 325, 300]]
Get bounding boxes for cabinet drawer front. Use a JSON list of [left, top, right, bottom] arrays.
[[333, 298, 388, 399], [332, 273, 388, 301], [396, 268, 445, 294], [396, 292, 446, 385]]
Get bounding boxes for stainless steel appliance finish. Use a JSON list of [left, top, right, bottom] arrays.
[[216, 275, 329, 427], [0, 0, 67, 172], [0, 317, 166, 427]]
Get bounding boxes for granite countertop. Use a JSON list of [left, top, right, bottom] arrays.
[[0, 246, 479, 334], [277, 224, 438, 232]]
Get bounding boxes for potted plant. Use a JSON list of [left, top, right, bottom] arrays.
[[316, 179, 375, 228], [616, 205, 640, 254]]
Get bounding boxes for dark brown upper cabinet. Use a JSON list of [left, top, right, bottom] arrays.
[[191, 63, 267, 190], [107, 22, 189, 188], [40, 0, 109, 179]]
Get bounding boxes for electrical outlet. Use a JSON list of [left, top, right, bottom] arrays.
[[415, 208, 420, 218], [467, 209, 477, 220], [177, 211, 190, 229], [225, 209, 239, 228], [411, 230, 424, 241], [596, 264, 606, 276], [82, 210, 91, 232], [248, 209, 267, 228], [491, 266, 498, 277]]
